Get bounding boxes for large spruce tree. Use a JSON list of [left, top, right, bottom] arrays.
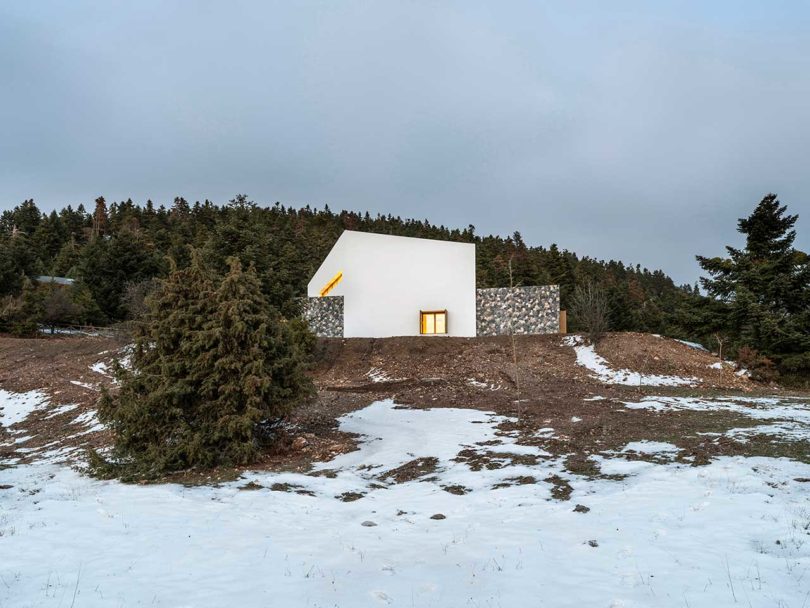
[[95, 252, 312, 479], [194, 258, 313, 465], [697, 194, 810, 377]]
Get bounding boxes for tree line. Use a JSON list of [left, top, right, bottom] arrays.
[[1, 192, 807, 384]]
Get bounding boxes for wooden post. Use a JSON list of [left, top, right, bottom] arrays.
[[559, 310, 567, 334]]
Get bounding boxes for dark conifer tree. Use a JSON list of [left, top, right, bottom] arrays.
[[91, 196, 108, 239], [697, 194, 810, 376], [95, 251, 219, 476], [77, 227, 163, 320], [10, 277, 44, 336], [193, 258, 313, 465], [95, 253, 312, 479]]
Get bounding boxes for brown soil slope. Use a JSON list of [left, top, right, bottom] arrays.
[[314, 332, 751, 408], [1, 332, 774, 474]]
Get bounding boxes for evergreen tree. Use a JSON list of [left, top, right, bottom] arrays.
[[203, 195, 299, 316], [95, 252, 219, 477], [0, 230, 43, 296], [52, 236, 81, 277], [91, 196, 108, 239], [697, 194, 810, 376], [0, 199, 42, 236], [33, 211, 68, 261], [77, 227, 163, 320], [194, 258, 313, 464], [8, 277, 44, 336], [95, 253, 312, 479]]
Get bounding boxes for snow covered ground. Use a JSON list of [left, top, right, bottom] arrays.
[[623, 395, 810, 426], [2, 394, 810, 606], [563, 336, 698, 387], [622, 395, 810, 445], [0, 389, 50, 428]]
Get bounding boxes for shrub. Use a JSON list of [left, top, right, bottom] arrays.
[[93, 253, 313, 480], [736, 346, 779, 384], [571, 282, 610, 342]]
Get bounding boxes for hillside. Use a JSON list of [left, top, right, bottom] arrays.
[[2, 331, 795, 477]]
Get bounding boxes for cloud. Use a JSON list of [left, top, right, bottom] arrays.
[[1, 0, 808, 283]]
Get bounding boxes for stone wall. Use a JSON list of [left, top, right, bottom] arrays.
[[476, 285, 560, 336], [303, 296, 344, 338]]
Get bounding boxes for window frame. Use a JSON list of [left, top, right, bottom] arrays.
[[419, 309, 448, 335]]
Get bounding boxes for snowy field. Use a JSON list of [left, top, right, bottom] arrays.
[[2, 394, 810, 607]]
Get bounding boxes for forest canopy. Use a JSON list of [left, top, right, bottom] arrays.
[[1, 193, 806, 381]]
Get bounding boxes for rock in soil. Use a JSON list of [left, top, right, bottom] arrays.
[[238, 481, 264, 491], [442, 484, 470, 495], [337, 491, 365, 502], [291, 436, 308, 451]]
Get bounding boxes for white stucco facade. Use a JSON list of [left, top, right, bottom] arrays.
[[307, 231, 476, 338]]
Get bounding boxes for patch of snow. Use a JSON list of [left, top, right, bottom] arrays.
[[622, 396, 810, 441], [37, 326, 100, 336], [622, 441, 680, 455], [43, 403, 79, 419], [90, 361, 111, 376], [1, 400, 809, 607], [2, 434, 34, 447], [116, 344, 134, 370], [571, 416, 582, 423], [725, 423, 810, 443], [583, 395, 606, 401], [69, 380, 98, 391], [565, 337, 697, 387], [708, 362, 723, 370], [561, 335, 582, 347], [70, 409, 106, 434], [466, 379, 501, 391], [0, 390, 49, 428], [366, 367, 404, 383], [675, 339, 708, 351], [736, 368, 751, 378], [308, 401, 550, 490], [35, 445, 81, 464]]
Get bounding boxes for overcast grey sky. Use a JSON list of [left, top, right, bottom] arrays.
[[2, 1, 808, 284]]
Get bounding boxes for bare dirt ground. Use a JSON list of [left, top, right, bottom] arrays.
[[1, 332, 806, 484]]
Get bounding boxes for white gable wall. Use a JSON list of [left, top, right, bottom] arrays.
[[307, 231, 476, 337]]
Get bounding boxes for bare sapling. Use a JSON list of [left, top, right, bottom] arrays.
[[571, 281, 609, 343], [714, 332, 725, 362], [507, 257, 522, 418]]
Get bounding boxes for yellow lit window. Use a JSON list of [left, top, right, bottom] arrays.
[[420, 310, 447, 335]]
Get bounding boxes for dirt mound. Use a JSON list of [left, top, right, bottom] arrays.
[[314, 332, 753, 402], [312, 334, 588, 410], [595, 333, 750, 390]]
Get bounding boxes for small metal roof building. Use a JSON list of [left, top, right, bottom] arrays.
[[34, 276, 76, 286]]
